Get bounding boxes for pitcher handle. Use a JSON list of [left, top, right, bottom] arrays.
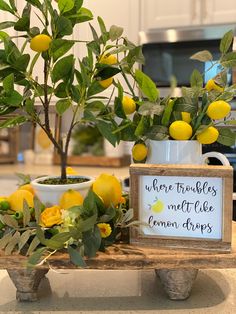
[[202, 151, 230, 166]]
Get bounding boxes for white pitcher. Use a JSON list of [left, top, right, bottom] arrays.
[[146, 140, 230, 166]]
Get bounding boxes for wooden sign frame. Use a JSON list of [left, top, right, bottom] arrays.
[[130, 164, 233, 252]]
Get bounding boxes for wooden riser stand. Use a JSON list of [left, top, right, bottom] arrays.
[[1, 223, 236, 302]]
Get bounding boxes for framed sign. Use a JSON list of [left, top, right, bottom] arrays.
[[130, 164, 233, 252]]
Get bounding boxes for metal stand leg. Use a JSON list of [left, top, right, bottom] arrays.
[[7, 268, 49, 302], [155, 268, 199, 300]]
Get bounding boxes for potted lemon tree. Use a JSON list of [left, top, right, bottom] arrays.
[[0, 0, 145, 203]]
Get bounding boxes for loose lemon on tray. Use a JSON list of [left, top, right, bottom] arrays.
[[92, 173, 122, 207], [30, 34, 52, 52], [169, 120, 193, 140], [9, 190, 34, 212], [18, 184, 35, 195], [59, 189, 84, 210]]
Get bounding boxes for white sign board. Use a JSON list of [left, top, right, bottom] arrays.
[[140, 175, 223, 239], [130, 164, 233, 251]]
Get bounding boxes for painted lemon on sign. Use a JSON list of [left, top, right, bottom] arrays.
[[151, 199, 164, 213]]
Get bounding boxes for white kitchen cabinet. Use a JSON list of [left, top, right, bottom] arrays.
[[141, 0, 201, 30], [202, 0, 236, 25], [141, 0, 236, 31]]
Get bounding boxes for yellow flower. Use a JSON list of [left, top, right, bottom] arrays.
[[97, 223, 112, 238], [40, 205, 62, 227]]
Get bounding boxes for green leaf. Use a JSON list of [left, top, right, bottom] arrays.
[[18, 229, 32, 252], [5, 231, 20, 255], [220, 30, 233, 54], [50, 39, 74, 62], [114, 96, 126, 119], [14, 54, 30, 71], [23, 200, 31, 227], [68, 245, 86, 267], [135, 115, 150, 137], [14, 16, 30, 31], [26, 235, 40, 255], [87, 81, 104, 97], [146, 125, 169, 140], [9, 0, 17, 11], [87, 40, 100, 55], [56, 16, 73, 37], [97, 16, 107, 34], [58, 0, 74, 14], [161, 98, 175, 126], [96, 120, 117, 146], [0, 231, 13, 249], [109, 25, 123, 41], [217, 128, 236, 146], [5, 91, 23, 106], [0, 21, 15, 30], [83, 226, 101, 258], [3, 73, 14, 94], [25, 0, 42, 10], [0, 0, 15, 14], [76, 7, 93, 23], [190, 69, 203, 88], [55, 99, 71, 115], [45, 232, 71, 250], [96, 66, 120, 80], [77, 214, 98, 233], [220, 52, 236, 68], [0, 214, 18, 228], [51, 55, 74, 83], [33, 196, 44, 224], [135, 69, 159, 102], [27, 247, 47, 266], [138, 101, 163, 116], [25, 98, 35, 115], [190, 50, 213, 62]]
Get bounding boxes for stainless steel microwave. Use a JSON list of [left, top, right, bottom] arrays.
[[139, 24, 236, 97]]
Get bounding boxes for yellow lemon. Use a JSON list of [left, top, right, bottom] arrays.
[[59, 189, 84, 210], [30, 34, 52, 52], [181, 112, 191, 123], [92, 173, 122, 208], [122, 96, 136, 115], [206, 100, 231, 120], [18, 184, 35, 195], [100, 54, 117, 65], [99, 77, 113, 89], [9, 190, 34, 212], [196, 126, 219, 144], [66, 167, 78, 175], [169, 120, 193, 140], [132, 143, 148, 162], [151, 199, 164, 213], [37, 129, 51, 149], [205, 79, 224, 92]]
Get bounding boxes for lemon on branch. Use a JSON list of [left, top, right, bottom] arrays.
[[99, 77, 113, 89], [30, 34, 52, 52], [169, 121, 193, 140], [132, 143, 148, 162], [196, 126, 219, 144], [206, 100, 231, 120], [100, 54, 117, 65], [122, 96, 136, 115]]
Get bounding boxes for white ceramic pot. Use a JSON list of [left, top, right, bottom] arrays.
[[31, 175, 94, 206], [146, 140, 230, 166]]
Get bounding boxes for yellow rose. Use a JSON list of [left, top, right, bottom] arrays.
[[40, 205, 62, 227]]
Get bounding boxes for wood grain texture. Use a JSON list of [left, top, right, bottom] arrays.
[[1, 222, 236, 270], [129, 164, 233, 252]]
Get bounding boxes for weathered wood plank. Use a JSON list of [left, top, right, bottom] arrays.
[[0, 222, 236, 270]]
